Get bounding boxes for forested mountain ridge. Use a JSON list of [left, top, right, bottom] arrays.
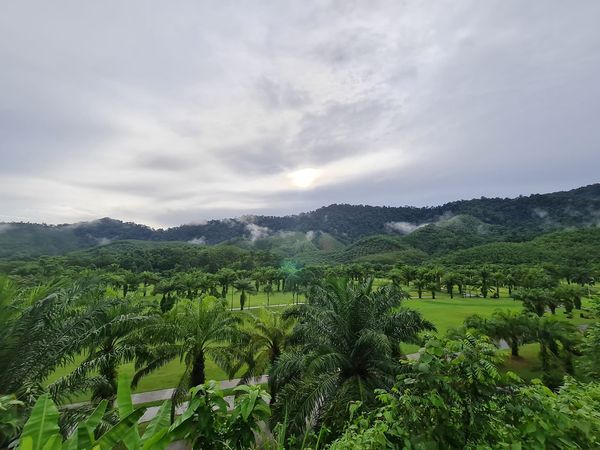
[[1, 183, 599, 259]]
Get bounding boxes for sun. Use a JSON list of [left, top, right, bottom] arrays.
[[289, 168, 319, 189]]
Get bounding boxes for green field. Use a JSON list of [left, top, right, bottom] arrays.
[[47, 285, 594, 403]]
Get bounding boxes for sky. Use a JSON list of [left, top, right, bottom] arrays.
[[1, 1, 599, 227]]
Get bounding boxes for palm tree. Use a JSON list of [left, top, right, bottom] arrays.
[[216, 268, 237, 299], [531, 317, 580, 374], [465, 310, 532, 358], [134, 297, 241, 410], [50, 297, 156, 401], [413, 277, 426, 299], [426, 281, 437, 299], [478, 266, 492, 298], [514, 288, 550, 317], [0, 277, 126, 405], [233, 278, 257, 310], [270, 278, 435, 433], [442, 272, 461, 299], [263, 283, 274, 306], [400, 266, 417, 286], [139, 271, 159, 297], [229, 310, 295, 403], [491, 271, 505, 298]]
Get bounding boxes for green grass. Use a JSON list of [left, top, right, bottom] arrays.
[[48, 283, 596, 403]]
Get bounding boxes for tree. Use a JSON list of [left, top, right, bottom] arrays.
[[491, 271, 505, 298], [50, 297, 156, 401], [134, 297, 241, 410], [413, 277, 426, 299], [426, 281, 437, 299], [554, 284, 585, 312], [270, 278, 434, 434], [233, 278, 257, 311], [329, 336, 600, 450], [513, 288, 550, 317], [530, 316, 580, 375], [228, 310, 294, 403], [0, 278, 129, 405], [400, 265, 417, 286], [578, 323, 600, 380], [263, 283, 273, 306], [216, 268, 237, 299], [442, 272, 461, 299], [465, 310, 532, 358], [139, 271, 159, 297]]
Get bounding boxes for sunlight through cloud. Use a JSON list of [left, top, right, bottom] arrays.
[[288, 168, 320, 189]]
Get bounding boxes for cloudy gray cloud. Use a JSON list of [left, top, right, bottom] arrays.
[[1, 0, 599, 227]]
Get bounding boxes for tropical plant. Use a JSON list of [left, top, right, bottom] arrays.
[[134, 297, 241, 411], [329, 337, 600, 450], [465, 309, 533, 357], [16, 385, 144, 450], [228, 310, 295, 403], [233, 278, 257, 311], [578, 323, 600, 380], [530, 316, 580, 376], [49, 297, 157, 402], [0, 279, 125, 405], [513, 288, 550, 317], [0, 395, 23, 448], [270, 278, 434, 435]]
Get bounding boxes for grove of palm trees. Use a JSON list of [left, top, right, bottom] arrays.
[[1, 251, 600, 448]]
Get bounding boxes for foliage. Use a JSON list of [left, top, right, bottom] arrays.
[[13, 372, 272, 450], [134, 297, 241, 410], [329, 336, 600, 449], [271, 278, 434, 436]]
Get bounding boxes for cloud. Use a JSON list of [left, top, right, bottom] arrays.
[[385, 221, 428, 234], [0, 224, 14, 234], [246, 223, 270, 242], [0, 1, 599, 226], [188, 237, 207, 245]]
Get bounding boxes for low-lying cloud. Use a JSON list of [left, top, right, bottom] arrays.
[[246, 223, 270, 242], [385, 221, 428, 234]]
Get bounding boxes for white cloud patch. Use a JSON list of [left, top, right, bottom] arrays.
[[96, 237, 112, 245], [533, 208, 549, 219], [385, 221, 428, 234], [188, 236, 207, 245], [0, 224, 14, 234], [245, 223, 270, 242]]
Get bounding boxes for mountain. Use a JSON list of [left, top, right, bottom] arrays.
[[1, 183, 599, 259]]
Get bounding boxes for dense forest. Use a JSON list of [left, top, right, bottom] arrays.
[[2, 183, 600, 259]]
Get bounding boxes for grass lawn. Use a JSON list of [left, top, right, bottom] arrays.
[[47, 283, 595, 403]]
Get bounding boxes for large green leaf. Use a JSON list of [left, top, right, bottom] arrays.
[[117, 374, 134, 418], [117, 374, 140, 450], [41, 434, 62, 450], [141, 400, 172, 444], [63, 400, 109, 450], [19, 394, 60, 450], [19, 436, 33, 450], [141, 429, 171, 450], [95, 409, 145, 450]]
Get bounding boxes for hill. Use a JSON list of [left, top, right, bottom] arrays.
[[1, 183, 599, 259]]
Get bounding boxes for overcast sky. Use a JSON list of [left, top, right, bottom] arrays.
[[1, 1, 599, 227]]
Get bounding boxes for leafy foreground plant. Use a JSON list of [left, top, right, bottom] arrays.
[[329, 335, 600, 450], [15, 374, 271, 450]]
